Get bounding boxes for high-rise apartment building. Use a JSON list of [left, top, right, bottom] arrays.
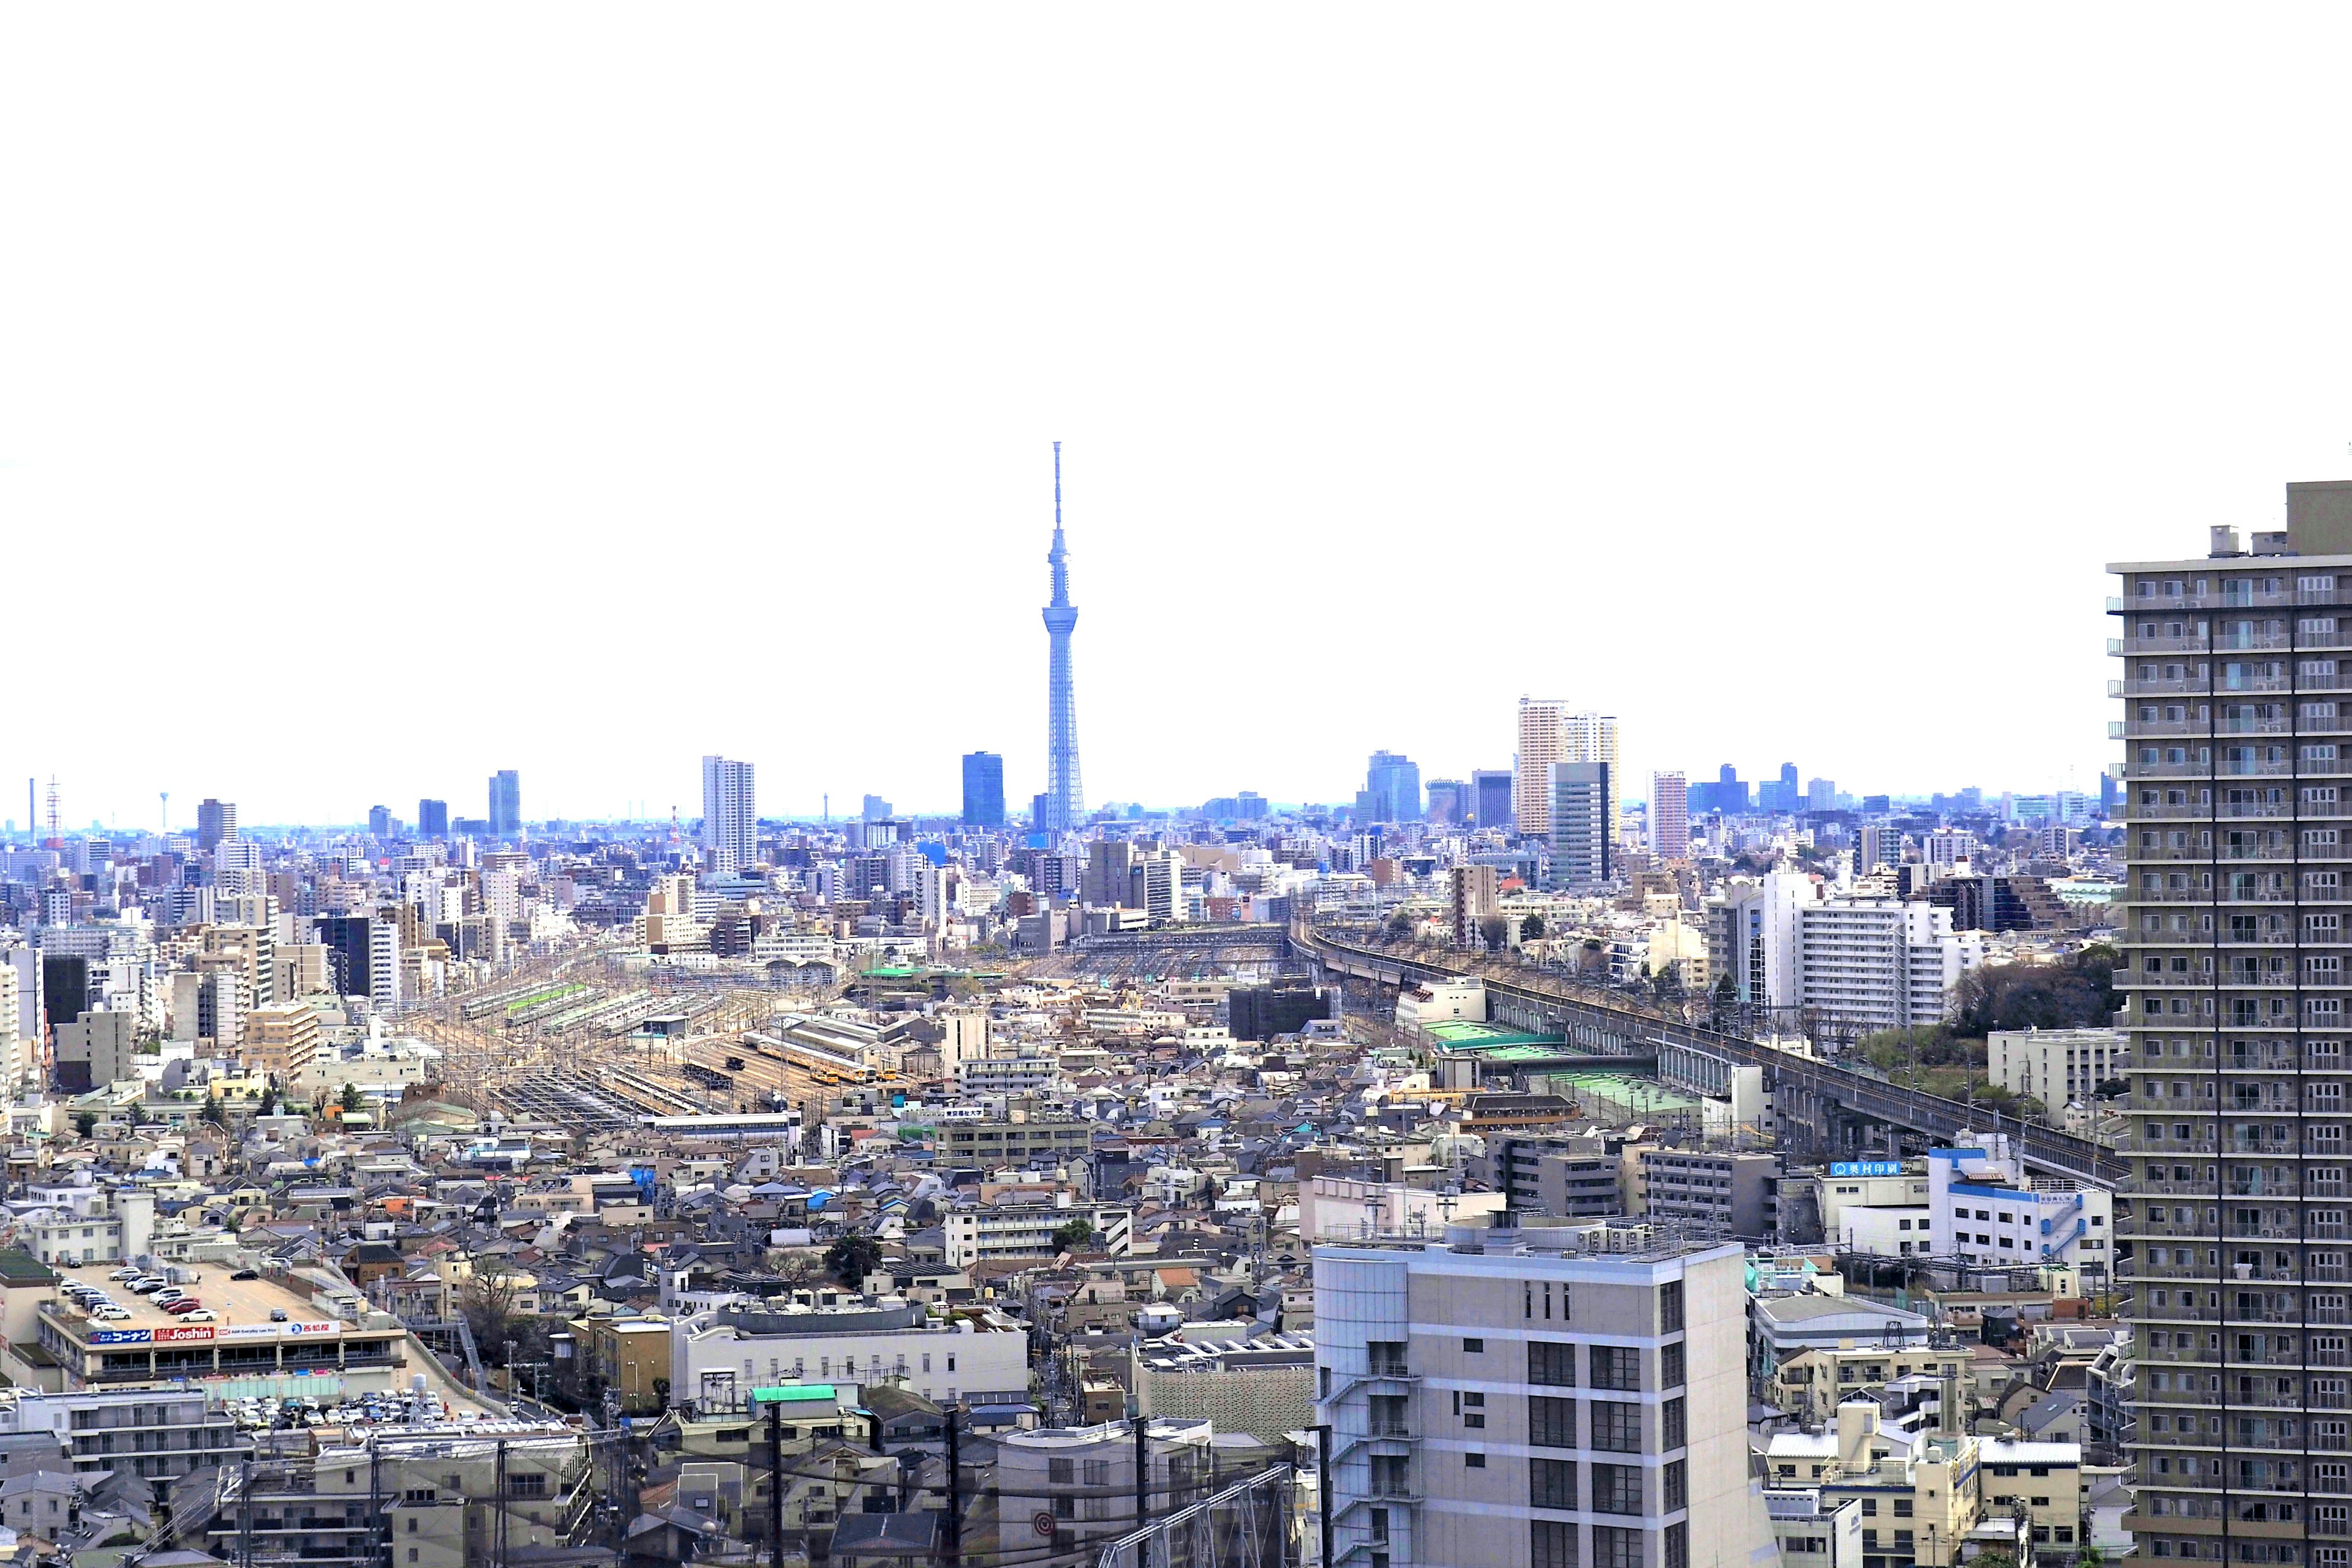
[[1515, 698, 1570, 839], [488, 770, 521, 837], [1653, 771, 1691, 861], [417, 798, 448, 837], [699, 755, 757, 873], [1364, 751, 1423, 823], [366, 804, 391, 837], [1315, 1222, 1755, 1568], [1549, 762, 1613, 888], [1451, 863, 1501, 946], [2112, 486, 2352, 1567], [962, 752, 1006, 829], [196, 798, 236, 852], [1517, 703, 1620, 844]]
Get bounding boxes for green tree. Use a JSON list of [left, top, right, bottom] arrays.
[[1383, 911, 1414, 943], [73, 1112, 97, 1139], [1712, 973, 1736, 1002], [339, 1082, 363, 1114], [257, 1084, 279, 1117], [200, 1099, 227, 1128], [1477, 915, 1510, 951], [824, 1234, 883, 1287], [1520, 914, 1546, 941], [1053, 1218, 1095, 1253]]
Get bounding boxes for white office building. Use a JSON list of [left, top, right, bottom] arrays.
[[700, 755, 757, 875], [1926, 1133, 2111, 1273], [669, 1298, 1028, 1412]]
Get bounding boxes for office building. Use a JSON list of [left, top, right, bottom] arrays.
[[316, 913, 401, 1014], [1041, 441, 1085, 833], [671, 1298, 1028, 1412], [1758, 763, 1801, 813], [1548, 761, 1613, 888], [1485, 1136, 1626, 1218], [1363, 751, 1422, 824], [1426, 778, 1466, 824], [195, 798, 235, 851], [699, 755, 757, 873], [862, 793, 892, 822], [488, 769, 521, 837], [53, 1010, 134, 1094], [1472, 769, 1515, 831], [962, 752, 1006, 828], [1314, 1221, 1757, 1568], [365, 804, 391, 837], [1928, 1134, 2110, 1273], [1652, 771, 1691, 860], [1228, 984, 1328, 1042], [2106, 492, 2352, 1568], [417, 797, 448, 837], [1985, 1027, 2125, 1121]]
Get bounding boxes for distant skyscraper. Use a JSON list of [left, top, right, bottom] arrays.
[[700, 756, 757, 873], [962, 752, 1006, 829], [487, 771, 521, 837], [196, 799, 236, 852], [1548, 761, 1613, 888], [1513, 702, 1617, 842], [366, 805, 392, 839], [1425, 778, 1465, 824], [1041, 442, 1084, 833], [1471, 769, 1513, 831], [1651, 771, 1690, 860], [417, 799, 448, 837], [1362, 752, 1422, 823], [862, 794, 892, 823], [1513, 698, 1569, 838]]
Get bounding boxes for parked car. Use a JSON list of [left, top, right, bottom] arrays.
[[230, 1270, 258, 1281], [269, 1309, 288, 1322], [164, 1299, 202, 1315], [175, 1310, 217, 1323]]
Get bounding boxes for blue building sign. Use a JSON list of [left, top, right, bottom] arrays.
[[1829, 1161, 1904, 1178]]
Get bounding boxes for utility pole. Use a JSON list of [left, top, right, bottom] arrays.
[[1132, 1415, 1148, 1536], [943, 1415, 961, 1568], [767, 1397, 786, 1568], [1313, 1423, 1333, 1568]]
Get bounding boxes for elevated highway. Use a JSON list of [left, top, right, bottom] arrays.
[[1293, 923, 2122, 1187]]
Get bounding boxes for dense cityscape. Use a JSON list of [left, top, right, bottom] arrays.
[[0, 462, 2299, 1568], [21, 7, 2352, 1567]]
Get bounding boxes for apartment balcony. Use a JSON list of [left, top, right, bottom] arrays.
[[2125, 636, 2217, 655]]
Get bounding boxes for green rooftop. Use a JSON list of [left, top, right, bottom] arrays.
[[752, 1384, 840, 1404], [1423, 1021, 1566, 1049]]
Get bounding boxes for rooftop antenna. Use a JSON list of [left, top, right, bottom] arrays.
[[159, 791, 169, 834]]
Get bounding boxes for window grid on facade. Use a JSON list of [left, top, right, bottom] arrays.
[[1591, 1400, 1642, 1453], [1594, 1523, 1643, 1568], [1532, 1458, 1578, 1510], [1533, 1520, 1579, 1568], [1530, 1396, 1578, 1450], [1530, 1340, 1578, 1387]]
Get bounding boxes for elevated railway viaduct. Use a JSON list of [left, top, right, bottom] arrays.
[[1291, 923, 2121, 1186]]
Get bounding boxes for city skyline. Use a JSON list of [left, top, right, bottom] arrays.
[[25, 16, 2352, 824]]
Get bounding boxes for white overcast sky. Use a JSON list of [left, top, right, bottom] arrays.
[[7, 7, 2352, 829]]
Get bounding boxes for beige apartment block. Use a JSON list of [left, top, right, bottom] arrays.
[[1315, 1221, 1759, 1568]]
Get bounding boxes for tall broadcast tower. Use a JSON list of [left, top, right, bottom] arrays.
[[1041, 441, 1084, 833]]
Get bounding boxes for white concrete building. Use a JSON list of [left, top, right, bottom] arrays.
[[670, 1299, 1028, 1412], [699, 755, 757, 875], [1709, 873, 1818, 1012], [1928, 1133, 2112, 1273], [1314, 1220, 1765, 1568], [954, 1057, 1058, 1098], [1797, 900, 1983, 1035], [942, 1202, 1132, 1266], [991, 1417, 1216, 1562], [1986, 1027, 2125, 1119]]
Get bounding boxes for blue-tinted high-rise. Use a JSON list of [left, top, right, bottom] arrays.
[[962, 752, 1006, 829]]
